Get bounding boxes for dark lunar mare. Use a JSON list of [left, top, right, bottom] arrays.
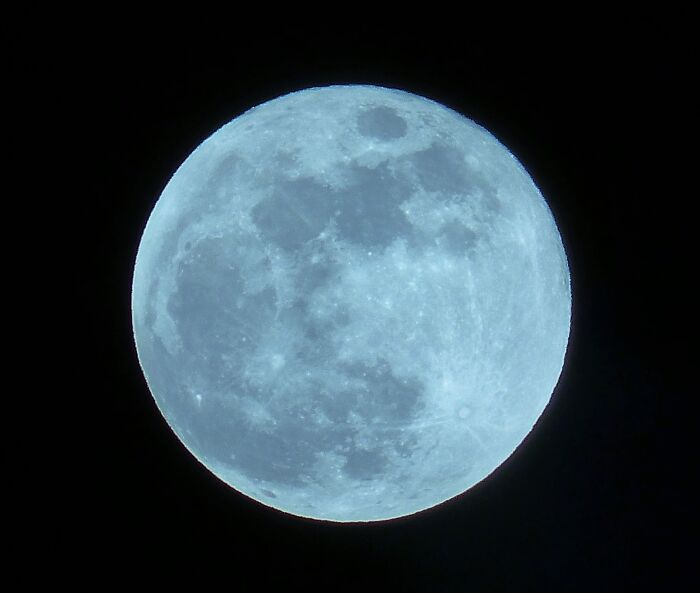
[[356, 106, 408, 141], [251, 161, 416, 252]]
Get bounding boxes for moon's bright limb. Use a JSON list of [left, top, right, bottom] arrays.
[[132, 85, 570, 522]]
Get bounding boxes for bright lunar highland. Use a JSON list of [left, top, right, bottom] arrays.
[[132, 85, 570, 522]]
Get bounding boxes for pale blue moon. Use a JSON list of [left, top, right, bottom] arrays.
[[132, 85, 570, 522]]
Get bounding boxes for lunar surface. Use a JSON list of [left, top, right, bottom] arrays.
[[132, 85, 570, 522]]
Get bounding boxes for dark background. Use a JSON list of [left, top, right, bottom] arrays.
[[58, 21, 692, 591]]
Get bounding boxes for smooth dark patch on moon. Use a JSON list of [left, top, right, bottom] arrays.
[[251, 142, 499, 257], [333, 163, 414, 248], [438, 220, 479, 255], [167, 237, 276, 385], [357, 106, 408, 141], [410, 142, 471, 194], [408, 142, 498, 207], [252, 162, 415, 252], [343, 449, 388, 480], [213, 153, 244, 181], [248, 139, 502, 263], [251, 177, 336, 251]]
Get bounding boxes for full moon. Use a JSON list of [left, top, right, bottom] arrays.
[[132, 85, 570, 522]]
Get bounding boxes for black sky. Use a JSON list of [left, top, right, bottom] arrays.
[[44, 20, 693, 591]]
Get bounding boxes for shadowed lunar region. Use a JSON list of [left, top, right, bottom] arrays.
[[132, 85, 571, 522]]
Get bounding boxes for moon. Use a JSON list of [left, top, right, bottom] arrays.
[[132, 85, 570, 522]]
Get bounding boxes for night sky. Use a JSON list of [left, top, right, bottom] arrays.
[[48, 20, 692, 591]]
